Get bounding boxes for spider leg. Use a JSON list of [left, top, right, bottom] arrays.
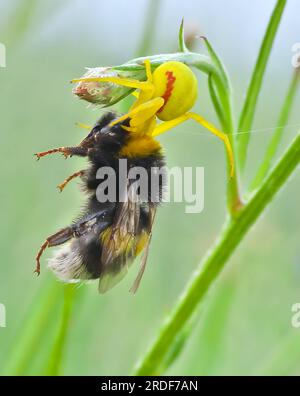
[[152, 112, 235, 177], [109, 97, 164, 134], [130, 60, 155, 111], [72, 60, 155, 111], [75, 122, 92, 130], [72, 59, 153, 90], [71, 76, 153, 91], [144, 59, 153, 82]]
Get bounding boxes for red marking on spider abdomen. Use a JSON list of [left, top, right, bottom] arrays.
[[158, 71, 176, 113]]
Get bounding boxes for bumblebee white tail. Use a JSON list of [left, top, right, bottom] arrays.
[[48, 244, 84, 282]]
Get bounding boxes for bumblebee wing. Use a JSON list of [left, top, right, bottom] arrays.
[[98, 181, 140, 293], [98, 263, 130, 293], [130, 204, 156, 294], [98, 203, 156, 294], [98, 226, 136, 294], [101, 181, 139, 267]]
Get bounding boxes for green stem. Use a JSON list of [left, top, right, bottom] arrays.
[[222, 96, 243, 216], [237, 0, 287, 170], [250, 70, 300, 191], [134, 133, 300, 375]]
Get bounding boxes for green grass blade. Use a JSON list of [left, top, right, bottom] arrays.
[[136, 0, 161, 56], [208, 74, 227, 129], [178, 19, 189, 52], [45, 285, 76, 376], [192, 275, 236, 374], [134, 133, 300, 375], [257, 332, 300, 375], [198, 36, 232, 132], [200, 36, 228, 91], [237, 0, 287, 170], [250, 70, 300, 191], [2, 280, 62, 375], [161, 276, 236, 375], [2, 0, 40, 47]]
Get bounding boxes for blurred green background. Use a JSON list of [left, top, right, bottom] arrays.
[[0, 0, 300, 375]]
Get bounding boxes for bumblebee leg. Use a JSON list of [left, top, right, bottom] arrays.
[[35, 209, 112, 275], [35, 146, 88, 160], [152, 112, 235, 177], [57, 170, 85, 192], [35, 227, 75, 275], [35, 240, 49, 275]]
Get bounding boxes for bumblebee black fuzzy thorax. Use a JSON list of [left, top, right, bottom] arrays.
[[38, 112, 166, 293], [80, 113, 166, 204]]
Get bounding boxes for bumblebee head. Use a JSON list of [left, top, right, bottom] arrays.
[[80, 112, 161, 159], [80, 112, 129, 154], [98, 121, 130, 152]]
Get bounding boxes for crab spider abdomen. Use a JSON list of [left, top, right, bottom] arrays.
[[152, 61, 198, 121]]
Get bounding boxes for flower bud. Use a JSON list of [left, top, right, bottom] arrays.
[[72, 66, 145, 107]]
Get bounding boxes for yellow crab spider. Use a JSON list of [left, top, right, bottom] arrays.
[[72, 60, 234, 177]]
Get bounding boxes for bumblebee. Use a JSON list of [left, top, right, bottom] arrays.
[[36, 59, 234, 293], [35, 112, 165, 293]]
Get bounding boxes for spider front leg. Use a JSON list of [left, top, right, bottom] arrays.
[[71, 59, 155, 111], [71, 75, 152, 90], [152, 112, 235, 177], [75, 122, 92, 131], [57, 170, 85, 192], [110, 97, 164, 134], [71, 60, 154, 95]]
